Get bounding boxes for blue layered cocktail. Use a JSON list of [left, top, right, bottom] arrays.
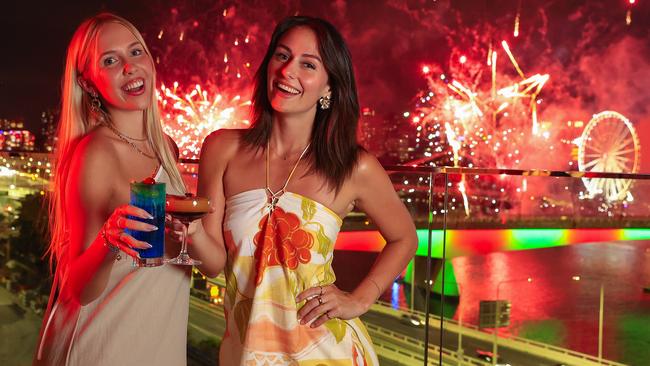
[[126, 180, 166, 267]]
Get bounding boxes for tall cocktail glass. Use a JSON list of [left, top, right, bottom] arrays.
[[125, 181, 166, 267]]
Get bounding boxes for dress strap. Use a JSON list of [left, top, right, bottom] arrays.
[[151, 163, 163, 180], [265, 142, 310, 212]]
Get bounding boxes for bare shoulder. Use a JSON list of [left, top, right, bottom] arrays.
[[72, 128, 119, 172], [65, 128, 119, 204], [201, 128, 245, 158], [351, 150, 386, 183]]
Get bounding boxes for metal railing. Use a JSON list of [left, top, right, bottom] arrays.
[[374, 301, 627, 366]]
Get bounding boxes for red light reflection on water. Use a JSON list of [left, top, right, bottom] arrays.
[[452, 241, 650, 359]]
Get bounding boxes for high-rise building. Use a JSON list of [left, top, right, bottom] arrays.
[[40, 109, 59, 152], [0, 119, 36, 151], [358, 107, 387, 158], [358, 109, 418, 165]]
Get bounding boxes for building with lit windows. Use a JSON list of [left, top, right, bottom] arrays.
[[0, 119, 36, 152]]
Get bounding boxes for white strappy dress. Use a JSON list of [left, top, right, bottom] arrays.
[[34, 167, 190, 366]]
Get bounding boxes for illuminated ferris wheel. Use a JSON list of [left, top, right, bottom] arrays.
[[577, 111, 641, 202]]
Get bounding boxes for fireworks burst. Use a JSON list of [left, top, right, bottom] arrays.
[[408, 40, 550, 170], [147, 2, 284, 162], [406, 40, 555, 215], [158, 83, 251, 160]]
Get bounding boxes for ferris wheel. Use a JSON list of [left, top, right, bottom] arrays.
[[577, 111, 641, 202]]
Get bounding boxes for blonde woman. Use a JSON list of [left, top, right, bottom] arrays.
[[34, 13, 189, 366]]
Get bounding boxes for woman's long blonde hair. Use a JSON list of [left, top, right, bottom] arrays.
[[48, 13, 185, 276]]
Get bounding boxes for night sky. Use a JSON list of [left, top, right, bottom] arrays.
[[1, 0, 649, 170], [0, 1, 152, 129]]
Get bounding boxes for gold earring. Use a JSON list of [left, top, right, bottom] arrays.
[[90, 93, 102, 114], [319, 95, 331, 110]]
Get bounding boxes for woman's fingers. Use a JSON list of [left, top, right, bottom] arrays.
[[106, 229, 151, 250], [310, 308, 334, 328], [296, 285, 325, 303], [116, 243, 140, 259], [102, 205, 157, 260], [104, 231, 141, 259], [164, 215, 184, 230], [118, 232, 152, 250], [297, 294, 320, 321], [164, 216, 184, 242], [121, 217, 157, 232], [121, 204, 153, 219], [299, 293, 336, 327], [297, 285, 342, 327]]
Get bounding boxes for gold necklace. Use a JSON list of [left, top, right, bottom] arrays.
[[265, 142, 310, 213], [103, 122, 147, 141], [103, 123, 156, 159]]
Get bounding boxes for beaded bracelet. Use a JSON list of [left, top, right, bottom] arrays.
[[101, 224, 122, 261]]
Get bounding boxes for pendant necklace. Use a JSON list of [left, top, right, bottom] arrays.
[[265, 141, 310, 213]]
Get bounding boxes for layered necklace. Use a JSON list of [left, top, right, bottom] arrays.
[[102, 122, 156, 160]]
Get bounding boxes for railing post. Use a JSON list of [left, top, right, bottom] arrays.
[[598, 283, 604, 364], [457, 311, 464, 365], [423, 170, 434, 365]]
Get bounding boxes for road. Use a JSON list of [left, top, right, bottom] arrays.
[[361, 310, 560, 366], [188, 294, 563, 366]]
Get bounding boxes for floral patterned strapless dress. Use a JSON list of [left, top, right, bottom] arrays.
[[220, 188, 379, 366]]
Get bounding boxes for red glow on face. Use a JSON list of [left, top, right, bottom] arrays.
[[267, 27, 328, 115], [90, 23, 153, 112]]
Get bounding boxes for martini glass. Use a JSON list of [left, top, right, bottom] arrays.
[[166, 194, 210, 266]]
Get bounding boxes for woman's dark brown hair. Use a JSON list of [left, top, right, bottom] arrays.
[[244, 16, 361, 192]]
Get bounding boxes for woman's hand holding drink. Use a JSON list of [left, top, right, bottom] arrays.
[[103, 176, 210, 267], [102, 204, 158, 261]]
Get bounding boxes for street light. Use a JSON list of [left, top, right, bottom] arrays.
[[571, 275, 605, 364], [492, 277, 533, 366]]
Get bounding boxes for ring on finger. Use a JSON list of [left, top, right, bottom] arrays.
[[318, 296, 323, 305], [117, 232, 129, 246]]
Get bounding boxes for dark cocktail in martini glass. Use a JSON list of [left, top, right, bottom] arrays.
[[166, 194, 210, 266]]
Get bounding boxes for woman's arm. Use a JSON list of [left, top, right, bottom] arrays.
[[348, 153, 418, 308], [187, 129, 237, 278], [62, 136, 153, 305], [297, 152, 418, 326]]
